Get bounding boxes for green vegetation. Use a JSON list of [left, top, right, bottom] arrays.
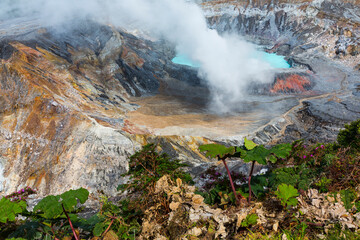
[[238, 138, 292, 202], [0, 187, 89, 240], [0, 144, 192, 239], [274, 184, 299, 209], [340, 188, 357, 211], [0, 198, 26, 224], [199, 144, 243, 203], [240, 214, 258, 228], [200, 138, 292, 203], [337, 119, 360, 151], [33, 188, 88, 219], [1, 119, 360, 239], [118, 143, 193, 193], [315, 177, 332, 193], [92, 196, 140, 239]]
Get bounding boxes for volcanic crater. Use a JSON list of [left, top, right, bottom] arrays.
[[0, 0, 360, 195]]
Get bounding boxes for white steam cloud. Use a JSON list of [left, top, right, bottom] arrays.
[[0, 0, 274, 112]]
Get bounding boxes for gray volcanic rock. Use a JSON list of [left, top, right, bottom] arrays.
[[203, 0, 360, 61], [198, 0, 360, 145]]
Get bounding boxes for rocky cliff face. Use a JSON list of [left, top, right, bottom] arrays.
[[1, 0, 360, 196], [203, 0, 360, 63], [201, 0, 360, 144], [0, 20, 209, 196]]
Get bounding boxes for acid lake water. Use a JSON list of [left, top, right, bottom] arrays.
[[172, 52, 290, 69], [171, 54, 201, 68], [260, 52, 291, 68]]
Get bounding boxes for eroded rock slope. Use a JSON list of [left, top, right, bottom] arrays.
[[0, 20, 209, 196]]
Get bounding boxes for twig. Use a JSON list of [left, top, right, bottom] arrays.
[[138, 160, 156, 177], [102, 218, 115, 237], [62, 204, 79, 240]]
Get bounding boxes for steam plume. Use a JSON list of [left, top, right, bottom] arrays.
[[0, 0, 274, 112]]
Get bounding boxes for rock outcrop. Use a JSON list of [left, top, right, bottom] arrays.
[[0, 20, 208, 196], [200, 0, 360, 144]]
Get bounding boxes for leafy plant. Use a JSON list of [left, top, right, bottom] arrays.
[[197, 166, 247, 207], [243, 174, 268, 199], [8, 221, 51, 240], [275, 184, 299, 209], [340, 189, 357, 211], [240, 214, 258, 228], [337, 119, 360, 151], [315, 177, 332, 193], [199, 144, 236, 159], [92, 196, 140, 239], [238, 138, 291, 202], [34, 188, 88, 219], [116, 144, 194, 237], [0, 198, 26, 224], [268, 165, 313, 191], [355, 200, 360, 213], [199, 139, 292, 204], [5, 188, 89, 240], [33, 188, 89, 240], [199, 144, 243, 204], [119, 144, 192, 192]]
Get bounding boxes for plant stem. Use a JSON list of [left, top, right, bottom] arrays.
[[221, 158, 242, 204], [62, 204, 79, 240], [102, 218, 115, 237], [248, 161, 256, 203]]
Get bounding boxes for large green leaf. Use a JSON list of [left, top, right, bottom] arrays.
[[268, 155, 277, 164], [199, 144, 235, 159], [244, 138, 257, 150], [235, 147, 247, 159], [275, 183, 299, 208], [61, 188, 89, 212], [33, 195, 62, 219], [0, 197, 26, 223], [269, 143, 292, 159], [243, 145, 270, 165], [34, 188, 89, 219]]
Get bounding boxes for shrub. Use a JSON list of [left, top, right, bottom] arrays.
[[274, 183, 299, 209], [337, 119, 360, 151]]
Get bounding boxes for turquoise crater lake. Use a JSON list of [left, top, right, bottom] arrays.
[[171, 52, 291, 69], [171, 54, 201, 68]]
